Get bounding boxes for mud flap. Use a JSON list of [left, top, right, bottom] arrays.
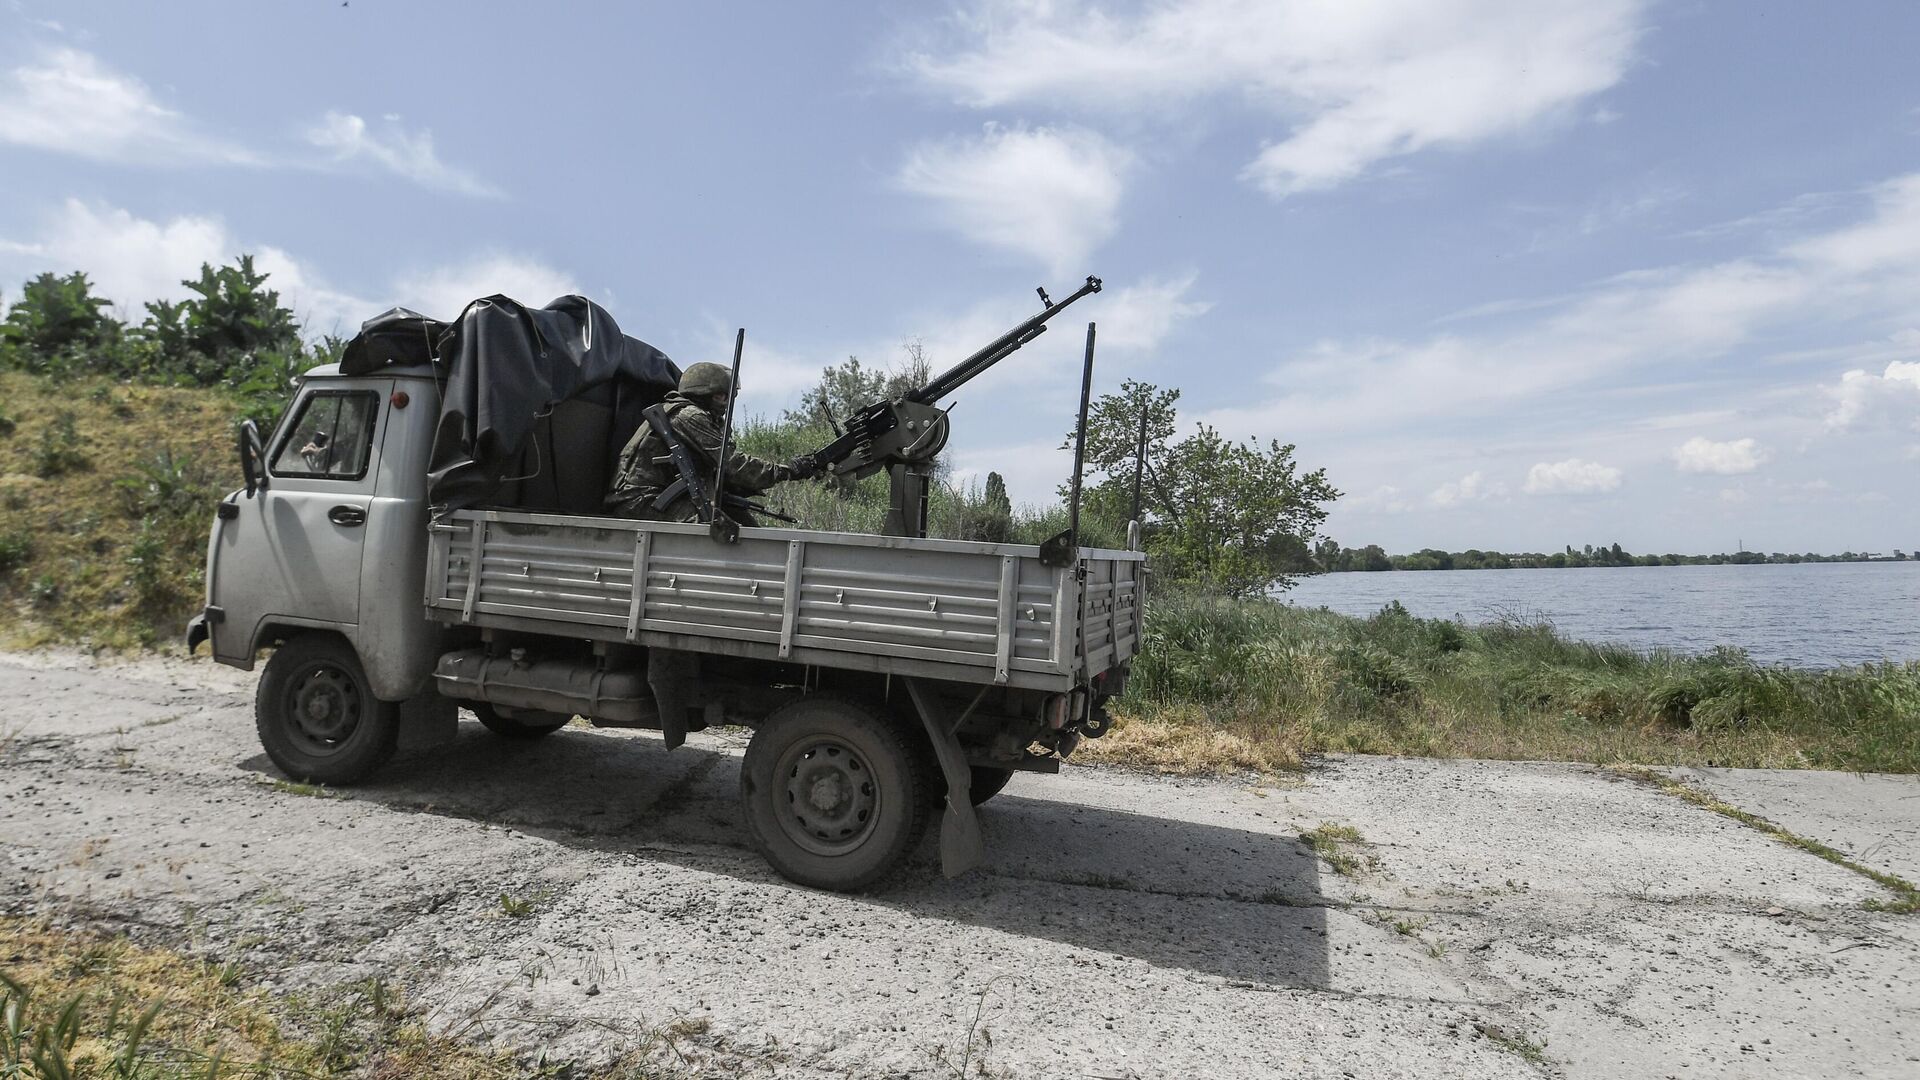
[[648, 648, 695, 749], [902, 678, 985, 878]]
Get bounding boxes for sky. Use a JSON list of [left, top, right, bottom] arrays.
[[1, 0, 1916, 555]]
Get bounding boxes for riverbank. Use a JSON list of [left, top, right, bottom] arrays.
[[7, 370, 1916, 778], [1083, 592, 1920, 776]]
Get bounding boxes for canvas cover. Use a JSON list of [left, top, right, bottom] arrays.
[[340, 294, 681, 514]]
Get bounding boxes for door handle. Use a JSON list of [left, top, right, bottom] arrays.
[[328, 505, 367, 527]]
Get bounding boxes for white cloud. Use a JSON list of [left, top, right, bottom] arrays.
[[903, 0, 1644, 197], [0, 200, 583, 339], [0, 199, 366, 331], [1673, 436, 1768, 475], [391, 255, 580, 320], [896, 124, 1129, 272], [1428, 470, 1503, 507], [1346, 484, 1414, 514], [305, 111, 501, 198], [1824, 359, 1920, 432], [0, 47, 259, 165], [1523, 458, 1621, 495], [1097, 273, 1213, 350], [1199, 171, 1920, 443]]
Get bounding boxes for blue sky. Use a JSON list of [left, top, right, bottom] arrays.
[[2, 0, 1916, 554]]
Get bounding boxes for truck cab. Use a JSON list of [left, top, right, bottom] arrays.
[[193, 363, 442, 700]]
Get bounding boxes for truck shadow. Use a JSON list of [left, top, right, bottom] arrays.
[[244, 721, 1333, 991]]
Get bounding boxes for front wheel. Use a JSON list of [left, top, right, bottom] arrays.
[[255, 634, 398, 785], [740, 697, 930, 892]]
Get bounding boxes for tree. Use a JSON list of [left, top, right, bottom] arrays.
[[1071, 379, 1339, 597], [138, 255, 302, 386], [782, 345, 932, 427], [0, 271, 124, 376]]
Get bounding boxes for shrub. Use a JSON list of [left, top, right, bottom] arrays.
[[0, 529, 32, 574], [31, 412, 89, 478], [116, 448, 220, 522]]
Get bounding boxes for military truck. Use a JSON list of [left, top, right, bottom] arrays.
[[187, 280, 1145, 891]]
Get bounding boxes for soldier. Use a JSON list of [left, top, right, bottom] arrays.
[[607, 361, 821, 521]]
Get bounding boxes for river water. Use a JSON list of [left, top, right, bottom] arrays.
[[1278, 561, 1920, 668]]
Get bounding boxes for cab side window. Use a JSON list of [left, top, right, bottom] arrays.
[[270, 391, 379, 479]]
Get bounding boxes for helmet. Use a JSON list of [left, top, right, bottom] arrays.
[[678, 362, 733, 398]]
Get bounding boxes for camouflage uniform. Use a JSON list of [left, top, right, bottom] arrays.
[[606, 391, 797, 521]]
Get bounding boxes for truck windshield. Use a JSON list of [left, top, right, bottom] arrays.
[[270, 390, 379, 479]]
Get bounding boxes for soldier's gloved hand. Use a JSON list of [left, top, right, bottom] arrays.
[[786, 454, 823, 481]]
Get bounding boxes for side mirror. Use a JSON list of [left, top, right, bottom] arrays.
[[238, 419, 268, 496]]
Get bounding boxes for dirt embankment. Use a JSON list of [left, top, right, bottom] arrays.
[[3, 650, 1917, 1079]]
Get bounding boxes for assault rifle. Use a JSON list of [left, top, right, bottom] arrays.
[[641, 402, 795, 538], [811, 275, 1102, 537]]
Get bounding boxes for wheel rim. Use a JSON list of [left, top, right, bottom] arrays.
[[774, 737, 881, 857], [282, 662, 363, 756]]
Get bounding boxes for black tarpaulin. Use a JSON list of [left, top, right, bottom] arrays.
[[339, 294, 680, 514], [339, 307, 445, 372]]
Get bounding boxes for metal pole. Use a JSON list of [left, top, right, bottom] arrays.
[[1067, 322, 1096, 555], [710, 327, 745, 543]]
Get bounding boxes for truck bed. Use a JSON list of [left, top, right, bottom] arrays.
[[425, 510, 1145, 692]]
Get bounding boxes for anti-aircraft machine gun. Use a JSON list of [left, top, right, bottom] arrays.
[[809, 275, 1103, 538]]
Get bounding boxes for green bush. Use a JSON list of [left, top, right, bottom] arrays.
[[31, 412, 88, 478], [0, 530, 32, 575]]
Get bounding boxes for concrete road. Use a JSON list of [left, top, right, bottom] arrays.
[[3, 651, 1916, 1079], [1665, 765, 1920, 883]]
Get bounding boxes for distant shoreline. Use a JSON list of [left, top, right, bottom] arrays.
[[1315, 548, 1913, 573]]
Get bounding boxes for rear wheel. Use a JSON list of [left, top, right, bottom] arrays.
[[255, 634, 398, 785], [471, 702, 569, 739], [740, 697, 929, 892], [966, 765, 1016, 806]]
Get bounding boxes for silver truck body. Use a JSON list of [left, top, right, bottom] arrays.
[[426, 511, 1143, 693]]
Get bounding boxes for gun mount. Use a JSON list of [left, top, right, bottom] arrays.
[[812, 275, 1102, 537]]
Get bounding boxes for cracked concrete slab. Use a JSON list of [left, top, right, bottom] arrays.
[[2, 650, 1916, 1078], [1663, 765, 1920, 883]]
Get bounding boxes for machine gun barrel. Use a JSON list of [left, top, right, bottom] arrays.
[[906, 275, 1102, 405]]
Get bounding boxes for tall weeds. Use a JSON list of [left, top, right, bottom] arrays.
[[1095, 593, 1920, 774]]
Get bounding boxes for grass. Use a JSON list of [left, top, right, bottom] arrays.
[[266, 779, 333, 799], [0, 371, 241, 649], [496, 892, 542, 918], [1079, 591, 1920, 776], [1300, 822, 1373, 877], [1474, 1022, 1549, 1068], [1621, 767, 1920, 914], [0, 916, 537, 1079]]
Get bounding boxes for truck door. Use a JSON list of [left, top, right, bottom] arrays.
[[214, 384, 389, 644]]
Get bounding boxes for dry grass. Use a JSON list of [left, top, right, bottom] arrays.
[[0, 371, 240, 649], [1077, 701, 1307, 774], [0, 916, 595, 1078]]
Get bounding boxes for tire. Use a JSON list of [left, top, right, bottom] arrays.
[[740, 697, 930, 892], [255, 634, 398, 785], [966, 765, 1016, 806], [471, 702, 569, 739]]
